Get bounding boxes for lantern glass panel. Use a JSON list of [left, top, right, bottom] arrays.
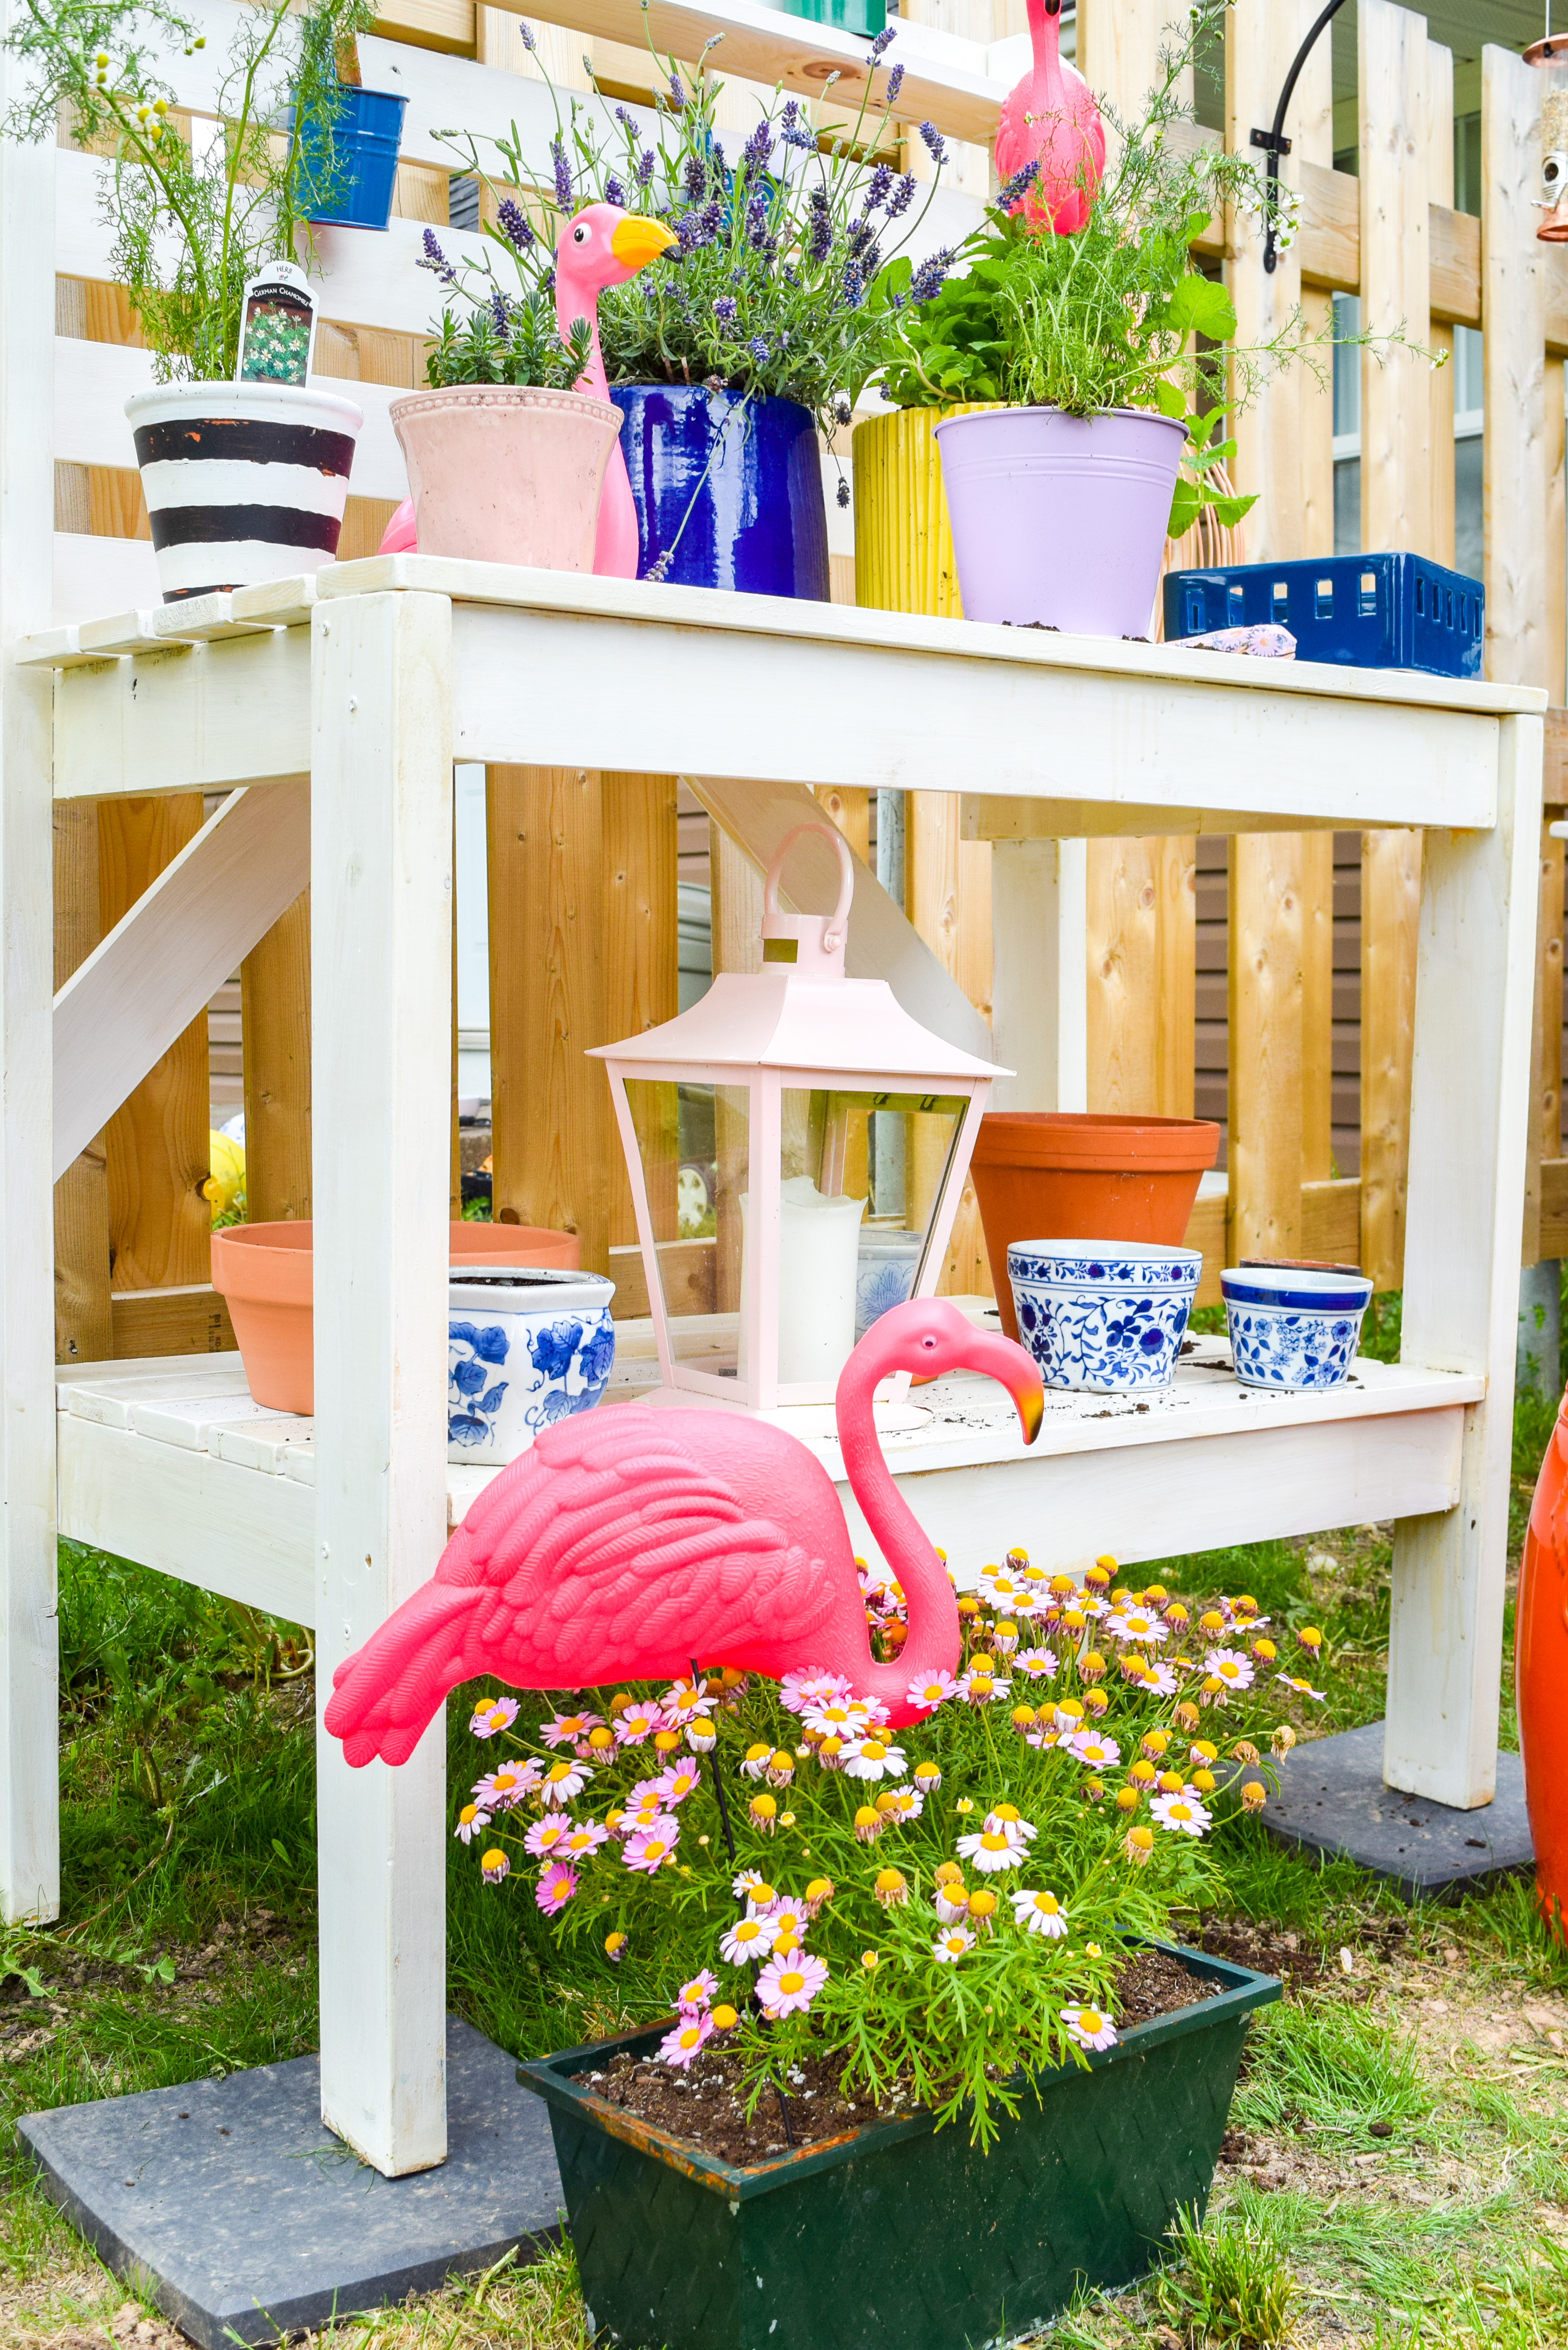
[[622, 1077, 750, 1373]]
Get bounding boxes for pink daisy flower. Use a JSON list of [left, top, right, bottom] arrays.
[[535, 1861, 578, 1916], [905, 1669, 957, 1713], [479, 1847, 510, 1884], [1062, 2005, 1118, 2052], [653, 1762, 703, 1807], [677, 1968, 719, 2012], [932, 1928, 974, 1963], [1276, 1671, 1328, 1702], [883, 1788, 925, 1824], [473, 1763, 535, 1811], [659, 2011, 715, 2069], [1105, 1610, 1167, 1646], [1150, 1792, 1212, 1837], [1015, 1648, 1059, 1678], [732, 1868, 771, 1900], [1011, 1888, 1069, 1938], [779, 1668, 852, 1715], [766, 1904, 810, 1951], [540, 1711, 604, 1749], [560, 1818, 610, 1861], [627, 1775, 667, 1807], [1139, 1662, 1179, 1697], [956, 1668, 1012, 1704], [662, 1678, 711, 1721], [933, 1886, 970, 1925], [1068, 1731, 1122, 1771], [469, 1696, 518, 1740], [523, 1816, 572, 1859], [453, 1802, 490, 1845], [720, 1914, 773, 1965], [1204, 1649, 1255, 1691], [622, 1817, 680, 1873], [756, 1950, 827, 2018], [614, 1704, 663, 1745]]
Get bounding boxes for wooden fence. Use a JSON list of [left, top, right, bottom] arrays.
[[48, 0, 1568, 1371]]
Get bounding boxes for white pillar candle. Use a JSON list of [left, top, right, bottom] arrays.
[[740, 1176, 866, 1386]]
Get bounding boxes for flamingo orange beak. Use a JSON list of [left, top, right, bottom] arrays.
[[963, 1324, 1045, 1446], [610, 214, 678, 272]]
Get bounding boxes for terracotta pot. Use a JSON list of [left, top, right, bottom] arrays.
[[389, 385, 622, 569], [211, 1219, 581, 1415], [1519, 1383, 1568, 1938], [971, 1113, 1220, 1342]]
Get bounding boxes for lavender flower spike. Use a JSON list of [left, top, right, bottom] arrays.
[[868, 22, 896, 62], [884, 62, 904, 105], [550, 136, 573, 213], [420, 226, 458, 286], [885, 172, 915, 218], [713, 295, 737, 324], [668, 71, 686, 109], [908, 244, 955, 303], [997, 156, 1041, 209], [741, 116, 771, 171], [518, 18, 536, 48], [918, 120, 948, 165], [748, 333, 769, 364], [604, 172, 627, 208], [497, 195, 535, 252]]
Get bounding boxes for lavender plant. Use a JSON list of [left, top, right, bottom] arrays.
[[3, 0, 376, 382], [424, 14, 956, 436], [457, 1547, 1319, 2146]]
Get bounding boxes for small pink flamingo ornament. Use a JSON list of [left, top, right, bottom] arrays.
[[993, 0, 1105, 235], [378, 202, 674, 573], [323, 1298, 1044, 1765]]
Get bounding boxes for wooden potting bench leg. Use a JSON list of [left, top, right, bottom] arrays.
[[989, 837, 1088, 1111], [1386, 711, 1544, 1807], [0, 120, 60, 1928], [312, 590, 453, 2174]]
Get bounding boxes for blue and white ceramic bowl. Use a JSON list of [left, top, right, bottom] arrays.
[[1006, 1239, 1202, 1393], [1220, 1264, 1373, 1391], [856, 1225, 925, 1343], [448, 1268, 616, 1465]]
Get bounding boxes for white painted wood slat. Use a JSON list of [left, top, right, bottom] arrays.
[[53, 781, 310, 1176]]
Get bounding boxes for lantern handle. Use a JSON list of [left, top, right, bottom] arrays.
[[763, 822, 855, 955]]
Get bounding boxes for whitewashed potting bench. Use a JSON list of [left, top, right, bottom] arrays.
[[7, 554, 1541, 2174]]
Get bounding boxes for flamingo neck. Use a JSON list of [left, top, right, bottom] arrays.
[[1026, 0, 1061, 79], [556, 278, 609, 399], [834, 1350, 960, 1708]]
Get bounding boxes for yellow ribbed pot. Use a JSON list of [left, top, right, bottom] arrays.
[[851, 404, 1000, 617]]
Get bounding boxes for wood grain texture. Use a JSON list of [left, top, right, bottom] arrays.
[[1155, 837, 1195, 1120], [604, 774, 679, 1250], [1359, 0, 1429, 558], [813, 785, 870, 866], [52, 801, 111, 1366], [110, 1283, 236, 1358], [487, 767, 608, 1274], [241, 894, 312, 1224], [1430, 202, 1481, 328], [1086, 837, 1158, 1114], [709, 821, 762, 1316], [1427, 42, 1456, 570], [98, 797, 212, 1293], [1300, 830, 1335, 1184], [1298, 159, 1359, 292], [1360, 827, 1423, 1289], [1228, 832, 1303, 1261]]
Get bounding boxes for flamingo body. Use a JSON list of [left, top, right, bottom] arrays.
[[994, 0, 1105, 236], [323, 1298, 1044, 1766], [378, 203, 675, 573]]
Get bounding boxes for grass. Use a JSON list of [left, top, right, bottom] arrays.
[[2, 1291, 1566, 2343]]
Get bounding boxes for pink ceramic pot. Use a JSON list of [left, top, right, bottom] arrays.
[[389, 385, 622, 569], [935, 404, 1188, 639]]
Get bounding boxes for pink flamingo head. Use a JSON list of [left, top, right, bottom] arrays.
[[841, 1294, 1046, 1431], [554, 203, 676, 391]]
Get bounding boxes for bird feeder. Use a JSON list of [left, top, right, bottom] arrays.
[[592, 822, 1001, 1412], [1527, 34, 1568, 241]]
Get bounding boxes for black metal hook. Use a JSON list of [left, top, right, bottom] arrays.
[[1250, 0, 1350, 273]]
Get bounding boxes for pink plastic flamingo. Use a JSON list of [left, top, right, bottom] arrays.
[[993, 0, 1105, 235], [378, 202, 675, 573], [323, 1298, 1044, 1765]]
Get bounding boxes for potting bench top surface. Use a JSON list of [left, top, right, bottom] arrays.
[[21, 560, 1543, 836]]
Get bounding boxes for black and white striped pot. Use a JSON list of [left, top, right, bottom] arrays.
[[125, 381, 364, 603]]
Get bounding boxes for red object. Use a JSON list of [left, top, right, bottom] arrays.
[[1519, 1387, 1568, 1933], [993, 0, 1106, 235], [378, 203, 674, 572], [969, 1113, 1220, 1343], [211, 1219, 579, 1416], [322, 1297, 1044, 1763]]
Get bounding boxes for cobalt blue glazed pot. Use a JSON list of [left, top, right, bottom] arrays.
[[610, 385, 830, 599], [296, 85, 409, 231]]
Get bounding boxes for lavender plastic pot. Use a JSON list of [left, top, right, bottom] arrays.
[[935, 404, 1188, 638], [389, 384, 622, 569]]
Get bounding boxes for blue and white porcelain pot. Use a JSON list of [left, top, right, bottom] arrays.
[[1220, 1264, 1373, 1391], [1007, 1239, 1201, 1393], [448, 1268, 616, 1465], [855, 1224, 925, 1343]]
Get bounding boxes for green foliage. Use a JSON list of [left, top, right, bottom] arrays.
[[426, 296, 594, 391], [1157, 2203, 1298, 2348], [2, 0, 375, 379], [1231, 1992, 1429, 2146], [457, 1564, 1308, 2145], [426, 15, 953, 434]]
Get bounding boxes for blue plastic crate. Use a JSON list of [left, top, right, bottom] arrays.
[[1163, 552, 1484, 678]]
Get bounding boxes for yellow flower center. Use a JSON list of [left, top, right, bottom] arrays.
[[679, 2026, 701, 2049], [645, 1838, 667, 1860], [736, 1922, 760, 1943], [1079, 2010, 1103, 2034], [861, 1741, 887, 1760], [778, 1971, 804, 1996], [460, 1804, 479, 1825], [546, 1764, 571, 1782], [1036, 1893, 1059, 1914], [980, 1833, 1009, 1853], [480, 1849, 504, 1870]]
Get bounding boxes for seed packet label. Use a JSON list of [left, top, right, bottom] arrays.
[[236, 263, 318, 388]]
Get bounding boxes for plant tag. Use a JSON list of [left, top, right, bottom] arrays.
[[235, 261, 318, 388]]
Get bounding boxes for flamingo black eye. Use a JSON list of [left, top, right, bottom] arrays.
[[921, 1336, 937, 1351], [572, 223, 590, 244]]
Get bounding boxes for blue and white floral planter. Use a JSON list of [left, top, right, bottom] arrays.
[[448, 1268, 616, 1464], [856, 1225, 925, 1343], [1006, 1240, 1201, 1393], [1220, 1265, 1373, 1391]]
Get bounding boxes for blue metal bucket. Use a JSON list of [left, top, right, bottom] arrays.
[[297, 86, 409, 231], [610, 385, 829, 600]]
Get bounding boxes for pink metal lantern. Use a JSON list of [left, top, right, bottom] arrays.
[[592, 822, 1001, 1413]]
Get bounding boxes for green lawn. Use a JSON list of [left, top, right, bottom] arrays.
[[3, 1307, 1566, 2348]]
